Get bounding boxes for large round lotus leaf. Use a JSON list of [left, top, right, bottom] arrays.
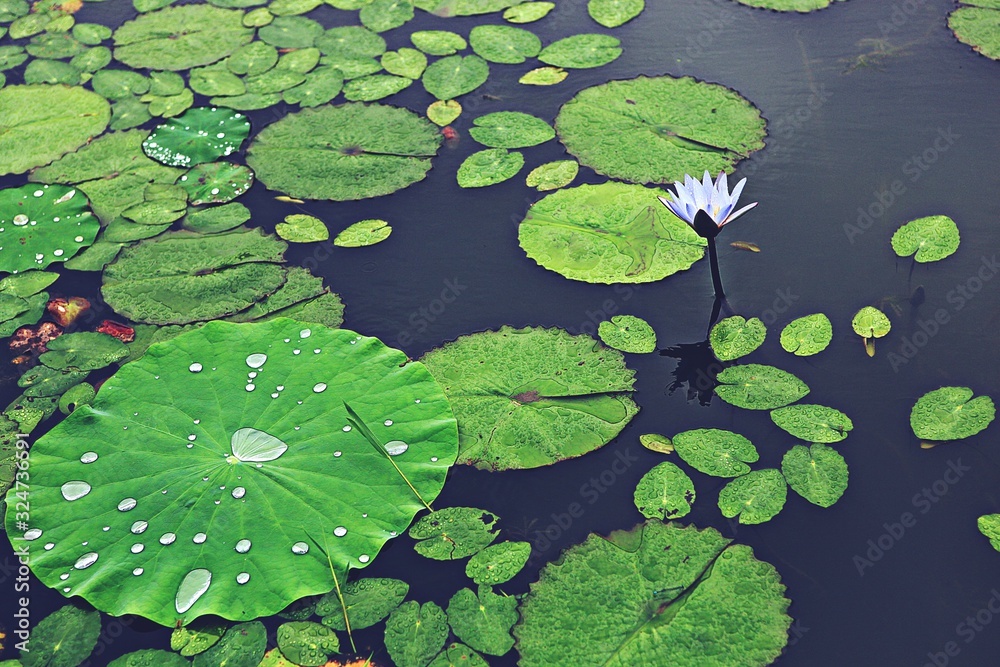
[[343, 74, 413, 101], [715, 364, 809, 410], [588, 0, 644, 27], [519, 66, 567, 85], [382, 47, 427, 78], [334, 219, 391, 247], [0, 85, 110, 176], [0, 184, 98, 275], [633, 461, 695, 520], [142, 107, 251, 168], [781, 444, 848, 508], [526, 159, 577, 191], [718, 469, 787, 525], [446, 586, 517, 656], [978, 514, 1000, 552], [410, 30, 466, 55], [19, 604, 101, 667], [770, 404, 853, 443], [672, 428, 758, 477], [469, 111, 554, 148], [247, 103, 441, 201], [555, 75, 766, 184], [409, 506, 499, 560], [258, 16, 323, 48], [316, 577, 408, 630], [276, 622, 339, 666], [515, 521, 791, 667], [359, 0, 414, 33], [177, 162, 254, 206], [734, 0, 841, 11], [950, 5, 1000, 60], [430, 643, 489, 667], [4, 318, 458, 625], [456, 149, 523, 188], [597, 314, 656, 353], [710, 316, 765, 361], [504, 1, 554, 22], [780, 313, 832, 356], [469, 24, 540, 63], [465, 541, 530, 585], [316, 26, 386, 58], [538, 34, 622, 69], [427, 99, 461, 126], [419, 326, 638, 471], [412, 0, 520, 16], [518, 181, 706, 284], [910, 386, 996, 442], [113, 6, 253, 71], [101, 228, 288, 324], [891, 214, 960, 263], [422, 55, 489, 100]]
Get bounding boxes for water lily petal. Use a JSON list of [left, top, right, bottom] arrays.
[[721, 201, 758, 226]]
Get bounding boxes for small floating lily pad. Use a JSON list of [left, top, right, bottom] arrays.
[[430, 643, 490, 667], [639, 433, 673, 454], [334, 219, 391, 247], [447, 586, 517, 656], [282, 66, 344, 107], [258, 15, 323, 48], [672, 428, 758, 477], [316, 26, 386, 59], [183, 203, 251, 234], [409, 506, 499, 560], [385, 602, 449, 667], [382, 47, 427, 78], [317, 577, 408, 630], [977, 514, 1000, 552], [276, 214, 328, 243], [469, 24, 541, 63], [457, 149, 524, 188], [891, 215, 960, 263], [851, 306, 890, 356], [39, 332, 129, 371], [359, 0, 414, 33], [413, 0, 520, 16], [469, 111, 554, 148], [633, 461, 695, 520], [411, 30, 466, 56], [176, 162, 253, 206], [170, 621, 227, 656], [715, 364, 809, 410], [588, 0, 644, 27], [427, 99, 461, 126], [718, 469, 787, 525], [142, 107, 251, 168], [910, 386, 995, 442], [779, 313, 832, 356], [465, 542, 530, 585], [771, 404, 853, 443], [113, 5, 253, 70], [503, 1, 553, 23], [19, 605, 101, 667], [422, 54, 490, 100], [525, 160, 577, 191], [598, 314, 656, 353], [0, 184, 98, 274], [343, 73, 412, 101], [276, 622, 339, 667], [709, 315, 766, 361], [781, 444, 848, 508], [538, 34, 622, 69], [519, 66, 567, 85]]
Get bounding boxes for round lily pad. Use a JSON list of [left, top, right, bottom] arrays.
[[447, 586, 517, 656], [359, 0, 414, 33], [672, 428, 758, 477], [709, 315, 765, 361], [851, 305, 890, 356], [465, 541, 530, 585], [422, 54, 490, 101], [891, 215, 960, 263], [526, 160, 578, 191], [385, 601, 449, 667], [193, 622, 266, 667], [24, 60, 83, 86], [176, 162, 253, 206], [910, 386, 996, 442], [503, 1, 554, 22], [538, 34, 622, 69], [734, 0, 842, 11], [258, 15, 323, 48], [978, 514, 1000, 552], [770, 404, 853, 443], [469, 24, 540, 63], [597, 314, 656, 353], [317, 577, 408, 630], [229, 41, 279, 76], [247, 103, 441, 201], [142, 107, 251, 168], [0, 85, 110, 176], [40, 332, 129, 371], [409, 506, 499, 560], [719, 469, 787, 525], [427, 99, 461, 126], [469, 111, 554, 148], [639, 433, 673, 454], [555, 75, 766, 185], [779, 313, 832, 356], [430, 643, 490, 667], [334, 219, 391, 247], [282, 67, 344, 107], [950, 3, 1000, 60], [277, 214, 329, 243], [588, 0, 644, 27], [316, 26, 386, 59], [5, 318, 458, 625], [518, 181, 706, 284], [419, 326, 638, 470], [113, 6, 253, 71], [411, 30, 466, 56], [276, 622, 339, 667], [19, 605, 101, 667], [519, 66, 567, 85], [382, 47, 427, 78], [457, 149, 524, 188], [343, 73, 412, 101], [715, 364, 809, 410], [633, 461, 695, 520], [0, 184, 98, 275], [92, 70, 150, 100], [781, 444, 848, 508], [413, 0, 520, 16]]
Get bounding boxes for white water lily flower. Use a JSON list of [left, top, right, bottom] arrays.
[[658, 171, 757, 238]]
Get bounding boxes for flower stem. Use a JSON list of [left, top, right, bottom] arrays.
[[707, 237, 725, 299]]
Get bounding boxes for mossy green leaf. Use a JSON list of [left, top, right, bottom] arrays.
[[446, 586, 517, 656], [672, 428, 758, 477], [359, 0, 414, 33], [276, 622, 339, 667], [469, 111, 554, 148], [457, 148, 523, 188], [891, 214, 960, 263], [910, 386, 996, 442], [715, 364, 809, 410], [519, 65, 567, 85], [503, 1, 553, 23], [410, 29, 466, 55], [950, 5, 1000, 60], [781, 444, 848, 508], [113, 6, 253, 71], [779, 313, 832, 356], [588, 0, 644, 27], [316, 577, 408, 630], [465, 541, 530, 585], [718, 469, 787, 525], [382, 47, 426, 78], [469, 24, 540, 63], [633, 461, 695, 520], [334, 219, 391, 247], [709, 315, 766, 361], [384, 601, 449, 667], [538, 33, 621, 69], [409, 506, 499, 560], [20, 605, 101, 667], [977, 513, 1000, 552], [771, 404, 853, 443], [276, 214, 329, 243], [525, 160, 577, 191], [597, 314, 656, 353]]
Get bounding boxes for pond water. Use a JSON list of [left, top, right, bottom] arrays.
[[2, 0, 1000, 665]]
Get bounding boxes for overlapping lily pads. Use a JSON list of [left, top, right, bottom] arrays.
[[113, 5, 253, 70]]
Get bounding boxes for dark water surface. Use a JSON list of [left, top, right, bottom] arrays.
[[3, 0, 1000, 665]]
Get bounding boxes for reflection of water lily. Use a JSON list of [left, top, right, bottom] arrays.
[[657, 171, 757, 298]]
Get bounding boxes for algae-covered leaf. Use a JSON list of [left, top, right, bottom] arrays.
[[718, 469, 787, 525], [419, 326, 638, 470], [446, 586, 517, 656], [192, 622, 265, 667], [538, 34, 621, 69], [277, 214, 329, 243], [429, 643, 489, 667], [891, 214, 960, 263], [780, 313, 832, 356], [588, 0, 644, 27], [382, 47, 427, 78], [519, 66, 567, 85], [343, 73, 412, 101], [709, 315, 765, 361], [950, 5, 1000, 60], [781, 444, 848, 508], [556, 75, 766, 185], [465, 541, 530, 585], [515, 521, 792, 666], [518, 181, 706, 284], [142, 107, 251, 168], [0, 85, 110, 176], [469, 111, 554, 148], [19, 605, 101, 667], [422, 54, 489, 100], [633, 461, 695, 520], [525, 160, 577, 191], [469, 24, 540, 63], [597, 314, 656, 353], [176, 162, 254, 205], [276, 622, 339, 667], [639, 433, 673, 454], [771, 404, 853, 443], [334, 219, 391, 247], [427, 99, 461, 126], [359, 0, 414, 33], [503, 1, 553, 23], [910, 386, 995, 442], [317, 577, 409, 630], [113, 6, 253, 70], [457, 149, 523, 188], [248, 103, 441, 201], [413, 0, 520, 16], [5, 319, 458, 625], [977, 513, 1000, 552], [672, 428, 758, 477], [0, 184, 98, 274], [410, 29, 466, 55], [39, 332, 128, 371], [384, 601, 449, 667], [715, 364, 809, 410], [409, 506, 498, 560]]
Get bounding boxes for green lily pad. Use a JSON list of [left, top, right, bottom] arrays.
[[0, 292, 47, 337], [639, 433, 673, 454], [182, 203, 249, 234], [259, 15, 323, 48], [597, 314, 656, 353], [465, 541, 530, 585], [71, 46, 113, 72], [469, 24, 540, 63], [0, 270, 58, 297], [781, 444, 848, 508], [63, 241, 124, 271], [457, 149, 524, 188], [672, 428, 758, 477], [526, 160, 577, 191], [409, 506, 499, 560], [91, 69, 150, 100], [382, 47, 427, 78], [73, 23, 113, 44], [270, 0, 322, 14], [170, 620, 227, 656], [633, 461, 695, 520], [176, 162, 254, 205], [447, 586, 517, 656], [779, 313, 832, 356], [209, 92, 283, 110], [39, 332, 129, 371], [244, 68, 308, 94], [261, 292, 344, 328], [278, 48, 321, 73], [419, 326, 637, 470], [225, 267, 326, 323], [243, 5, 273, 22], [343, 73, 412, 101], [317, 577, 409, 630], [108, 650, 189, 667], [588, 0, 644, 27], [469, 111, 554, 148], [413, 0, 519, 15], [709, 315, 766, 361], [422, 54, 489, 100], [26, 32, 86, 59], [429, 644, 489, 667], [0, 183, 98, 275], [411, 29, 466, 55], [0, 46, 28, 72], [142, 88, 195, 118], [334, 219, 391, 247], [771, 404, 853, 443], [518, 181, 706, 284], [149, 71, 185, 96], [6, 319, 458, 625], [248, 103, 441, 201], [360, 0, 414, 32], [229, 41, 279, 76], [427, 99, 461, 126], [538, 34, 621, 69], [321, 55, 382, 80], [19, 605, 101, 667], [891, 215, 960, 263], [142, 107, 251, 168], [276, 214, 329, 243], [733, 0, 847, 10], [192, 622, 266, 667], [282, 66, 344, 106], [910, 386, 996, 442], [276, 622, 339, 667], [190, 67, 246, 96], [317, 26, 386, 59], [519, 65, 567, 85], [0, 85, 110, 176], [109, 97, 153, 131], [851, 305, 890, 355], [503, 1, 553, 23], [59, 383, 96, 415], [515, 521, 792, 666], [555, 75, 766, 184], [385, 601, 449, 667], [950, 4, 1000, 60], [23, 60, 83, 86], [977, 514, 1000, 552], [715, 364, 809, 410], [113, 6, 253, 70], [718, 469, 787, 525]]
